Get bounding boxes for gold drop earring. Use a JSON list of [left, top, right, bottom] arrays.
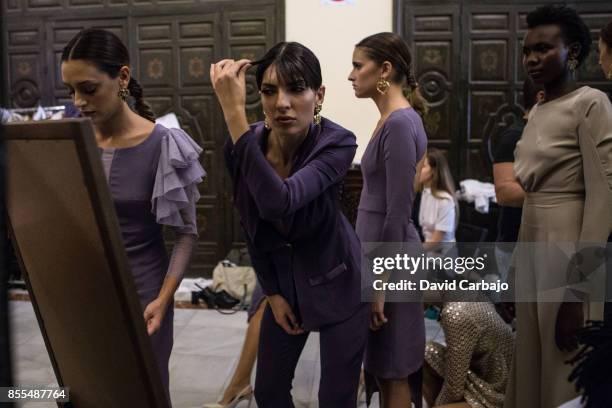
[[264, 112, 271, 130], [376, 77, 390, 95], [118, 87, 130, 101], [313, 103, 322, 125]]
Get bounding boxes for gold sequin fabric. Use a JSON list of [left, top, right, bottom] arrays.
[[425, 302, 515, 408]]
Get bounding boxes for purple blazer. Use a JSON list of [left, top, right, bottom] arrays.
[[224, 118, 363, 329]]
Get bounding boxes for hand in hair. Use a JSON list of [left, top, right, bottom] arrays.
[[211, 59, 252, 142]]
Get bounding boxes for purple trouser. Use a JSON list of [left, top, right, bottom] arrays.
[[254, 303, 369, 407]]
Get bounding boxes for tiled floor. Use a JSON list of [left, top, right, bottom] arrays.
[[8, 300, 444, 408]]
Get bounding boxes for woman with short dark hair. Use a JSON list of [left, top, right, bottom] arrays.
[[211, 42, 369, 408]]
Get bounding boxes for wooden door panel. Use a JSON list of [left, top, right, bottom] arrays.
[[397, 0, 612, 181], [134, 13, 221, 275], [400, 4, 461, 175], [5, 22, 45, 108]]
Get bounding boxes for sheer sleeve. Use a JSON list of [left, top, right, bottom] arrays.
[[165, 232, 196, 281]]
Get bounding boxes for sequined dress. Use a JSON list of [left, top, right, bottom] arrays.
[[425, 302, 514, 408]]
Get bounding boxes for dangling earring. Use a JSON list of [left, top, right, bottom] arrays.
[[567, 57, 578, 75], [313, 103, 322, 125], [376, 77, 390, 95], [118, 87, 130, 101], [263, 112, 271, 130]]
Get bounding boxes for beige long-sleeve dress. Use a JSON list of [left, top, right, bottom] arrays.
[[504, 86, 612, 408]]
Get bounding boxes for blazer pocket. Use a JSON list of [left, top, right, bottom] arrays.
[[308, 262, 348, 286]]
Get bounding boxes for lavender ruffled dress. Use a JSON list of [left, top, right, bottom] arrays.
[[100, 124, 205, 399]]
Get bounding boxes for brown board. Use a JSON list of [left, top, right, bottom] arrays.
[[5, 119, 169, 408]]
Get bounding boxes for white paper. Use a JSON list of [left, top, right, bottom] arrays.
[[155, 112, 182, 130]]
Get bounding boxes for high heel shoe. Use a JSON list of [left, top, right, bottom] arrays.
[[203, 385, 253, 408]]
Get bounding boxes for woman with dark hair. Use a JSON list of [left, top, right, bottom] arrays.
[[348, 32, 427, 408], [504, 5, 612, 408], [599, 21, 612, 80], [211, 42, 368, 407], [61, 28, 205, 402]]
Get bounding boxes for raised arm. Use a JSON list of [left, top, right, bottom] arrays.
[[228, 129, 356, 220], [210, 59, 252, 143]]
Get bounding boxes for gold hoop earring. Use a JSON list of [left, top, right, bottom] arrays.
[[313, 103, 322, 125], [376, 77, 390, 95], [118, 87, 130, 101], [263, 113, 271, 130], [568, 57, 578, 74]]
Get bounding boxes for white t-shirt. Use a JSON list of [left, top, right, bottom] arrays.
[[557, 397, 584, 408], [419, 187, 456, 242]]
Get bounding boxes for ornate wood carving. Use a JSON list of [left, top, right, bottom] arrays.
[[396, 0, 612, 181]]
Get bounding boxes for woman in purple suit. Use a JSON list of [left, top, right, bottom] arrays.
[[61, 29, 205, 404], [211, 42, 369, 407], [349, 32, 428, 408]]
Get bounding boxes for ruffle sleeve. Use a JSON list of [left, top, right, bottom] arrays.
[[152, 127, 206, 235]]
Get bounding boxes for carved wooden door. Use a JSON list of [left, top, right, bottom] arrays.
[[396, 0, 612, 181]]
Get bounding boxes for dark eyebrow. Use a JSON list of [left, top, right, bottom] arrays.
[[523, 41, 551, 51], [287, 79, 306, 87], [260, 82, 277, 88]]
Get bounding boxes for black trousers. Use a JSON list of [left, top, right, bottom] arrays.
[[254, 303, 369, 408]]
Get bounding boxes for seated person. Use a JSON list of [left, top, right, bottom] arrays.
[[423, 295, 514, 408], [415, 148, 458, 251]]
